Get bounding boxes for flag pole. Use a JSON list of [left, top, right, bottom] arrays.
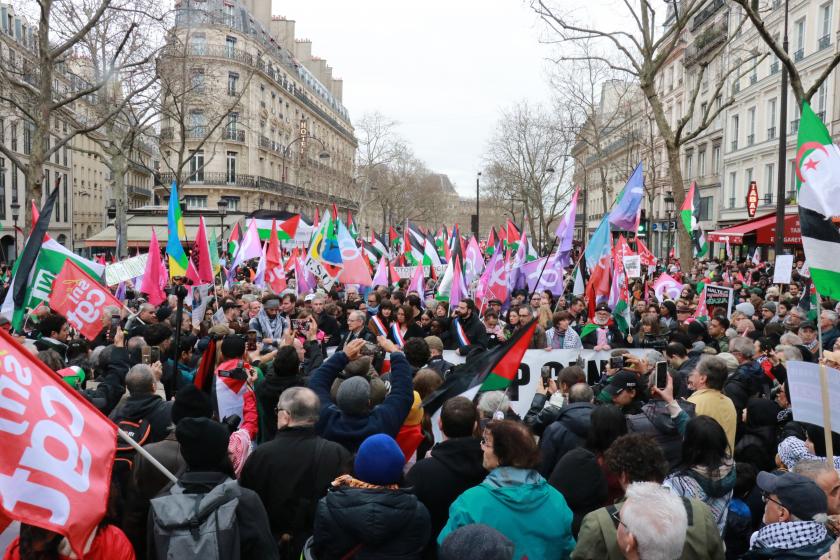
[[117, 428, 178, 484], [528, 235, 560, 304], [816, 292, 835, 465]]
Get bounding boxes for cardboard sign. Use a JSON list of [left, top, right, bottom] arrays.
[[787, 361, 840, 431], [441, 348, 649, 416], [704, 284, 734, 319], [623, 255, 642, 278], [105, 254, 148, 286], [773, 254, 794, 284]]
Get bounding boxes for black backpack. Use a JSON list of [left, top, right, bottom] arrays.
[[114, 417, 152, 473]]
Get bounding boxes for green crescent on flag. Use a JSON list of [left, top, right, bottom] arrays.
[[796, 102, 840, 300]]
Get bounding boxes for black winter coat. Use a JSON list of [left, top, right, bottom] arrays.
[[539, 402, 594, 477], [109, 393, 172, 444], [626, 399, 696, 471], [405, 437, 486, 546], [312, 485, 430, 560]]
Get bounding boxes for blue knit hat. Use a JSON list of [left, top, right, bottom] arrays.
[[354, 434, 405, 485]]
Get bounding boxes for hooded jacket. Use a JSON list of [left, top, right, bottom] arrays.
[[438, 467, 576, 560], [548, 447, 608, 536], [109, 393, 173, 444], [406, 437, 486, 542], [539, 402, 594, 477], [312, 485, 430, 559]]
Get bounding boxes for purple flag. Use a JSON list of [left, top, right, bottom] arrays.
[[372, 257, 389, 287], [521, 256, 566, 296], [295, 257, 315, 295], [555, 187, 579, 257], [448, 256, 467, 311], [608, 163, 644, 231]]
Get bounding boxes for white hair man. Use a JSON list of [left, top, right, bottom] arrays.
[[617, 482, 688, 560]]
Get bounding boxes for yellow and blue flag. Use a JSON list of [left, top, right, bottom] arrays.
[[166, 181, 189, 278]]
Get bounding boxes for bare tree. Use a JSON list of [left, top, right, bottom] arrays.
[[56, 0, 165, 258], [533, 0, 764, 267], [0, 0, 155, 229], [354, 111, 403, 229], [482, 100, 576, 252], [731, 0, 840, 103]]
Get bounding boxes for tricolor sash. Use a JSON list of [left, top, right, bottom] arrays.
[[371, 315, 389, 337], [453, 318, 471, 348], [391, 322, 406, 347]]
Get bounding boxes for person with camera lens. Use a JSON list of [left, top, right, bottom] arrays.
[[214, 334, 260, 440]]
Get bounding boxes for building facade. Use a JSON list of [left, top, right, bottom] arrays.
[[158, 0, 357, 218]]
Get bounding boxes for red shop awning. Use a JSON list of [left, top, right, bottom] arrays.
[[707, 213, 801, 246]]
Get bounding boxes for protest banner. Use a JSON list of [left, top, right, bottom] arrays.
[[441, 348, 648, 416], [772, 254, 794, 285], [50, 260, 124, 340], [0, 328, 117, 557], [104, 254, 148, 286], [394, 265, 447, 279], [704, 284, 734, 318], [786, 360, 838, 461], [623, 255, 641, 278]]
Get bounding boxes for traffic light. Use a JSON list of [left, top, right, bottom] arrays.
[[638, 209, 647, 237]]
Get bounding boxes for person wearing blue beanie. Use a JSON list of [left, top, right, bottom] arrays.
[[354, 433, 406, 486]]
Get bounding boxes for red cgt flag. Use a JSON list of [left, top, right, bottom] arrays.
[[0, 328, 117, 557], [50, 259, 123, 341]]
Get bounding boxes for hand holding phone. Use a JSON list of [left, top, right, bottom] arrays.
[[655, 361, 668, 390]]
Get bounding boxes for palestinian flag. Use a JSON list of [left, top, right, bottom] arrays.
[[505, 220, 521, 252], [796, 102, 840, 300], [347, 211, 359, 239], [371, 231, 388, 258], [799, 277, 819, 321], [692, 286, 709, 323], [255, 214, 300, 241], [421, 320, 538, 416], [680, 181, 709, 258], [388, 226, 400, 249], [423, 232, 442, 266], [486, 226, 498, 256], [227, 222, 242, 257], [608, 259, 631, 335]]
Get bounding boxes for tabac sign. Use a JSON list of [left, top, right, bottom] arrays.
[[746, 181, 759, 218]]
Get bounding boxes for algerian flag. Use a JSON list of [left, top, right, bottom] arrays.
[[1, 238, 105, 330], [796, 102, 840, 300]]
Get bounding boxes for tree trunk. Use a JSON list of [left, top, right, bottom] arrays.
[[112, 155, 128, 259], [665, 141, 695, 271]]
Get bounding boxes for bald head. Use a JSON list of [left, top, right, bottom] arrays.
[[277, 387, 321, 426]]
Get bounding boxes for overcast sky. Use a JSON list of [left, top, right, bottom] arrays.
[[272, 0, 559, 197]]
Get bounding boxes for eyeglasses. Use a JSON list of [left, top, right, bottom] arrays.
[[480, 437, 492, 448], [761, 493, 786, 510]]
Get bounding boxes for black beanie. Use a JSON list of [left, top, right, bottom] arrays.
[[221, 334, 246, 359], [176, 418, 230, 471], [171, 385, 212, 425]]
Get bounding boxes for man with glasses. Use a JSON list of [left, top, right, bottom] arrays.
[[744, 471, 834, 558], [513, 306, 547, 349], [336, 310, 375, 350], [240, 387, 350, 559]]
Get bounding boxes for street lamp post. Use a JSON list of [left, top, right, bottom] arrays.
[[107, 200, 117, 260], [475, 172, 481, 239], [664, 191, 675, 267], [10, 202, 19, 260], [281, 136, 330, 185], [773, 0, 791, 257], [217, 198, 228, 259]]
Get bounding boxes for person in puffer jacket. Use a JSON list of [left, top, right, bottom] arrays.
[[539, 383, 595, 477], [311, 434, 430, 559]]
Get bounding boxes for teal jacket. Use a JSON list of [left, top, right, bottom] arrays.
[[438, 467, 576, 560]]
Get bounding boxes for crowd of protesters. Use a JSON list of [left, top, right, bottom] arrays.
[[2, 252, 840, 560]]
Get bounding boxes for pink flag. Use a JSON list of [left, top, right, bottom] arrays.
[[407, 264, 425, 297], [195, 216, 215, 284], [449, 256, 468, 311], [372, 257, 389, 287], [464, 236, 484, 285], [295, 256, 314, 295], [266, 219, 287, 294], [143, 229, 167, 305]]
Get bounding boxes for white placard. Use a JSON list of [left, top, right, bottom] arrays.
[[441, 348, 649, 417], [623, 255, 641, 278], [786, 361, 840, 430], [105, 254, 149, 286], [773, 254, 795, 284]]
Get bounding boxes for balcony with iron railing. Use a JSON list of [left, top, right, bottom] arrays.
[[685, 21, 729, 65], [819, 35, 831, 50], [691, 0, 725, 30], [223, 128, 245, 142], [749, 74, 758, 85], [187, 126, 207, 139], [128, 185, 152, 198], [794, 48, 804, 61]]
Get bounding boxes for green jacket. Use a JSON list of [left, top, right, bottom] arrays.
[[438, 467, 575, 560], [571, 495, 724, 560]]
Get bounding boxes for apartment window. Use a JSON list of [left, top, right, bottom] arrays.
[[817, 82, 827, 119], [227, 72, 239, 96], [699, 196, 713, 221], [189, 110, 206, 137], [185, 195, 208, 209], [63, 177, 68, 223], [226, 151, 236, 183], [795, 18, 806, 59], [222, 196, 239, 212], [190, 68, 205, 93], [820, 2, 832, 48], [685, 152, 693, 180], [730, 115, 739, 151], [11, 162, 17, 204], [63, 146, 67, 166], [764, 163, 775, 202], [189, 150, 204, 182], [728, 171, 737, 208], [227, 112, 238, 134], [0, 158, 4, 220], [789, 159, 798, 193], [190, 33, 206, 55], [747, 107, 756, 145], [767, 98, 777, 139], [698, 149, 706, 177], [22, 122, 31, 155], [745, 168, 753, 202], [225, 36, 236, 57]]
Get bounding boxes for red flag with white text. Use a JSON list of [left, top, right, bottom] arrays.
[[0, 328, 117, 557], [50, 259, 124, 340]]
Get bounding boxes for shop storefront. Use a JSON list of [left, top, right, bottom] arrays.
[[707, 211, 802, 261]]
